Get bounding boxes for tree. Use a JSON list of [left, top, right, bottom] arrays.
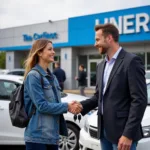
[[20, 58, 25, 68], [0, 52, 6, 69]]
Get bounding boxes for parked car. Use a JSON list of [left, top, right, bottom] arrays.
[[79, 82, 150, 150], [6, 69, 25, 76], [0, 69, 9, 74], [0, 74, 91, 150], [0, 69, 25, 76], [146, 70, 150, 80]]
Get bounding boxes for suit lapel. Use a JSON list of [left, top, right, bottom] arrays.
[[104, 49, 125, 94]]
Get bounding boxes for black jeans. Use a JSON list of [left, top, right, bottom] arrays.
[[26, 142, 58, 150], [59, 82, 64, 91]]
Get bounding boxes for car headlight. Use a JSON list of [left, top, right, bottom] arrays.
[[84, 119, 89, 133], [142, 126, 150, 138]]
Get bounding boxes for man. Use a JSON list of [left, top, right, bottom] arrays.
[[71, 23, 147, 150], [53, 62, 66, 91], [75, 64, 87, 96]]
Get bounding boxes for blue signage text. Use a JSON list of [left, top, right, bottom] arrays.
[[23, 32, 58, 42]]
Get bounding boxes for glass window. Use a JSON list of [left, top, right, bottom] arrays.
[[61, 92, 67, 98], [145, 71, 150, 79], [52, 56, 61, 71], [8, 71, 24, 76], [89, 55, 103, 59], [90, 62, 97, 86], [147, 83, 150, 104], [147, 52, 150, 70], [78, 56, 87, 72], [133, 52, 145, 69], [0, 81, 20, 100]]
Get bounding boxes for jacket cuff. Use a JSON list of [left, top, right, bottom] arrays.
[[63, 103, 68, 113], [123, 130, 134, 140]]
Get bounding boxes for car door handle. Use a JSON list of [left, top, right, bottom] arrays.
[[0, 106, 4, 110]]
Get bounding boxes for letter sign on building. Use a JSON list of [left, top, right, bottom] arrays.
[[23, 32, 58, 42], [95, 12, 150, 34]]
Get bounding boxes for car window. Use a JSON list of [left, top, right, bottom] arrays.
[[145, 72, 150, 79], [61, 92, 67, 98], [7, 71, 24, 76], [0, 80, 20, 100], [147, 84, 150, 104], [14, 71, 24, 76]]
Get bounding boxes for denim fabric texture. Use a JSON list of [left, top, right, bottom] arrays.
[[24, 64, 68, 145]]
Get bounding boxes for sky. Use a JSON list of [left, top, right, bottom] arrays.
[[0, 0, 150, 29]]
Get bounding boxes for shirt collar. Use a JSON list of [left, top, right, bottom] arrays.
[[105, 47, 122, 62]]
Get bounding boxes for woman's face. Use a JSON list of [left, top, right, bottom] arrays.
[[38, 42, 55, 64]]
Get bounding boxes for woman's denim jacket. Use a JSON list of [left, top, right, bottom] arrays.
[[24, 64, 68, 145]]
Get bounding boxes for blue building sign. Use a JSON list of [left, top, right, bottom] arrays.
[[0, 5, 150, 52], [23, 32, 58, 42], [68, 5, 150, 46]]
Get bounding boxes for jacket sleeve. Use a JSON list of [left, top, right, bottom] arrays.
[[123, 56, 147, 139], [80, 84, 99, 116], [78, 72, 85, 82], [25, 72, 68, 115], [80, 66, 99, 115]]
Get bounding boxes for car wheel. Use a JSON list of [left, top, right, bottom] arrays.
[[59, 123, 79, 150]]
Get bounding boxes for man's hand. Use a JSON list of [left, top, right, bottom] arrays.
[[68, 101, 83, 114], [118, 136, 132, 150]]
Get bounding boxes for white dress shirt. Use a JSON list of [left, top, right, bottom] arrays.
[[101, 47, 122, 114]]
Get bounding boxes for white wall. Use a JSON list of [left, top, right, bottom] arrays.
[[0, 20, 68, 47], [61, 47, 78, 89], [6, 52, 15, 69], [14, 51, 28, 68], [77, 43, 150, 56]]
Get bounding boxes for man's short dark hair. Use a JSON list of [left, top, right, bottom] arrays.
[[95, 23, 119, 42], [80, 64, 84, 69]]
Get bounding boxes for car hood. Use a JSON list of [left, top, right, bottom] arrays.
[[88, 111, 98, 127], [61, 93, 88, 103], [88, 106, 150, 128], [146, 79, 150, 84], [142, 106, 150, 126]]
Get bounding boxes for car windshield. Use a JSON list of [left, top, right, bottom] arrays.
[[147, 83, 150, 104], [61, 92, 68, 98], [145, 72, 150, 79]]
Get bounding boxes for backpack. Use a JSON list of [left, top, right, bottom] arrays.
[[9, 69, 44, 128]]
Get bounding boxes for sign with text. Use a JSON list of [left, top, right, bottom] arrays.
[[69, 6, 150, 46], [23, 32, 58, 42]]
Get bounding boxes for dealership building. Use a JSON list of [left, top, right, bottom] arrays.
[[0, 5, 150, 89]]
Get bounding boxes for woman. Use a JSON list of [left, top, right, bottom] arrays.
[[24, 39, 73, 150]]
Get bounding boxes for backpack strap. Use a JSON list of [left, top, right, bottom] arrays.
[[28, 69, 44, 118], [31, 69, 44, 88]]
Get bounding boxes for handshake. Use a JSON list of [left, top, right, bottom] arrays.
[[68, 101, 83, 114]]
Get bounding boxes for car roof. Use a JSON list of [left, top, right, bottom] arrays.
[[0, 75, 23, 83], [8, 68, 25, 72], [0, 69, 9, 74]]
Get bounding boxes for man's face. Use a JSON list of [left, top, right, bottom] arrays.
[[94, 29, 110, 55], [79, 66, 82, 71], [54, 63, 57, 68]]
